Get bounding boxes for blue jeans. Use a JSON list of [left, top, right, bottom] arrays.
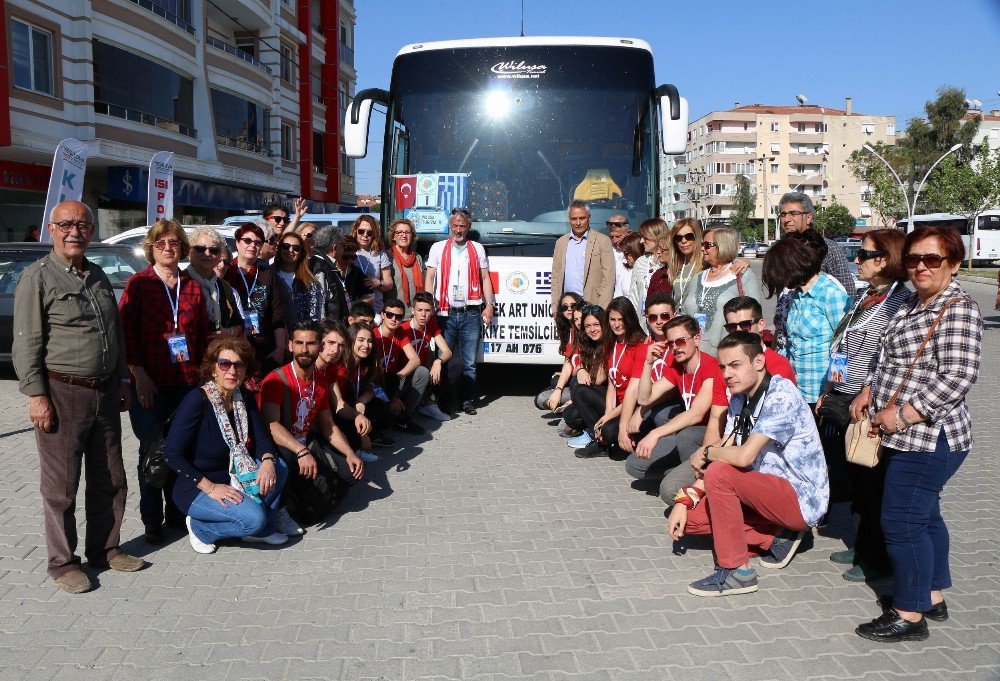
[[440, 311, 482, 405], [128, 384, 193, 528], [187, 457, 289, 543], [881, 430, 968, 613]]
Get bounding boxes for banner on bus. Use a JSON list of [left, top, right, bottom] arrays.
[[395, 172, 469, 234], [479, 256, 562, 365], [146, 151, 174, 224], [39, 138, 88, 243]]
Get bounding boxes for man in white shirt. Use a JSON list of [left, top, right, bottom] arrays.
[[424, 208, 495, 415]]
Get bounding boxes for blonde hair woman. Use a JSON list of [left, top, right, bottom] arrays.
[[352, 215, 392, 312], [627, 218, 670, 318], [667, 218, 704, 304], [387, 218, 424, 319]]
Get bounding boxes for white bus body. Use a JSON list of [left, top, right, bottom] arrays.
[[896, 211, 1000, 265]]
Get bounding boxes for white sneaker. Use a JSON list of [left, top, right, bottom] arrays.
[[357, 449, 379, 463], [242, 532, 289, 545], [275, 508, 305, 536], [418, 403, 451, 421], [186, 516, 217, 554]]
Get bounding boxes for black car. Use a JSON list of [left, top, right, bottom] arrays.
[[0, 242, 147, 363]]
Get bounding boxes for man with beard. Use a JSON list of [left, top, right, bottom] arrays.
[[260, 322, 364, 533]]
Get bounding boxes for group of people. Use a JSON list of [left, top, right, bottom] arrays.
[[13, 200, 493, 594], [539, 193, 982, 643]]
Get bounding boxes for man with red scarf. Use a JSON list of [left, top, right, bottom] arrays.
[[424, 208, 495, 416]]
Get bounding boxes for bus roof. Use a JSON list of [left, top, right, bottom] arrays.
[[395, 36, 652, 58], [898, 213, 968, 223]]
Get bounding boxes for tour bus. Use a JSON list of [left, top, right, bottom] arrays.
[[896, 211, 1000, 266], [345, 37, 689, 364]]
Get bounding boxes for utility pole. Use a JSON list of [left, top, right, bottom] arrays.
[[752, 154, 775, 241]]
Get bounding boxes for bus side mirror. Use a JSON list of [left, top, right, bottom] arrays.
[[345, 88, 389, 159], [656, 84, 688, 155]]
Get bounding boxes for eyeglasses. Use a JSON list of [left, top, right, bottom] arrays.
[[646, 312, 672, 322], [356, 229, 374, 236], [394, 230, 413, 238], [382, 310, 403, 320], [701, 241, 717, 250], [673, 232, 696, 244], [665, 336, 692, 348], [216, 358, 247, 372], [778, 210, 807, 218], [450, 207, 472, 218], [153, 238, 182, 250], [238, 237, 264, 248], [581, 305, 604, 316], [280, 243, 303, 253], [606, 220, 629, 228], [191, 245, 222, 256], [857, 248, 885, 262], [903, 253, 946, 269], [724, 319, 760, 333], [268, 215, 290, 224], [301, 232, 316, 240], [560, 303, 578, 312], [52, 220, 94, 233]]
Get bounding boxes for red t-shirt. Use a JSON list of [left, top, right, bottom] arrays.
[[765, 348, 796, 384], [259, 364, 330, 444], [561, 329, 576, 358], [632, 339, 675, 383], [323, 360, 350, 401], [606, 340, 644, 404], [660, 351, 729, 413], [373, 325, 412, 375], [401, 317, 441, 365]]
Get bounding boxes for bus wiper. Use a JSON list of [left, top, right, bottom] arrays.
[[536, 151, 565, 207], [459, 138, 479, 172]]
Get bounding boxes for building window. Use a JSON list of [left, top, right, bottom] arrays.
[[770, 122, 779, 132], [93, 40, 195, 136], [280, 43, 294, 84], [338, 80, 350, 116], [815, 123, 828, 133], [313, 132, 325, 173], [797, 123, 806, 132], [11, 20, 54, 96], [770, 142, 781, 154], [770, 184, 779, 195], [211, 88, 270, 154], [770, 163, 779, 174], [281, 122, 295, 161], [886, 123, 896, 136], [861, 123, 875, 134], [235, 36, 255, 59]]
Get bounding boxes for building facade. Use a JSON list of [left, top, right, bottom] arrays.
[[683, 100, 896, 237], [0, 0, 357, 241]]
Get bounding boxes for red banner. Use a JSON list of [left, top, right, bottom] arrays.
[[0, 161, 49, 192], [394, 176, 417, 210]]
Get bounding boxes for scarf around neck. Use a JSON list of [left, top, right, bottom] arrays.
[[188, 266, 222, 329], [392, 245, 423, 304], [437, 238, 483, 312]]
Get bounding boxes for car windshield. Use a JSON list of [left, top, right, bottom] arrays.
[[0, 248, 145, 295]]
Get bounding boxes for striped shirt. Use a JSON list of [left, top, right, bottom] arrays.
[[831, 283, 909, 395], [782, 273, 852, 403], [869, 281, 982, 453]]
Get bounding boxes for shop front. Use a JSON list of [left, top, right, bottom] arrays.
[[0, 161, 49, 242]]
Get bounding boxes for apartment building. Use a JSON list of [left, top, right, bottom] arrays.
[[966, 109, 1000, 150], [0, 0, 357, 241], [683, 99, 896, 234], [658, 153, 687, 223]]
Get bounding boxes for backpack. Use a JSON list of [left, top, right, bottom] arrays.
[[272, 368, 352, 524]]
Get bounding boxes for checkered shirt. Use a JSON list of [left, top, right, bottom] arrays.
[[782, 273, 852, 403]]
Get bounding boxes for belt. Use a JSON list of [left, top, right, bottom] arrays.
[[449, 304, 483, 315], [46, 370, 112, 389]]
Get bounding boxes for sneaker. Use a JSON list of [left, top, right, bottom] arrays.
[[275, 508, 305, 536], [574, 441, 608, 459], [567, 430, 593, 448], [688, 566, 759, 597], [369, 432, 395, 448], [418, 403, 451, 421], [758, 529, 806, 570], [395, 417, 426, 435], [357, 449, 379, 463], [830, 547, 856, 565], [242, 532, 289, 546], [186, 517, 217, 555], [855, 610, 929, 643], [54, 569, 93, 594]]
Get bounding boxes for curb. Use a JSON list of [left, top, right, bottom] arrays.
[[957, 274, 998, 286]]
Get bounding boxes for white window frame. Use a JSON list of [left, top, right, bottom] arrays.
[[280, 122, 295, 162], [770, 142, 781, 154], [11, 19, 55, 96], [770, 122, 779, 132], [886, 123, 896, 136], [770, 163, 779, 174]]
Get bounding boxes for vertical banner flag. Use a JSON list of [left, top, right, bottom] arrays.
[[437, 173, 468, 213], [394, 175, 417, 210], [40, 138, 89, 243], [415, 174, 438, 208], [146, 151, 175, 225]]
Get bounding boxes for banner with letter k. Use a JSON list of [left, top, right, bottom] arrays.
[[39, 138, 89, 243]]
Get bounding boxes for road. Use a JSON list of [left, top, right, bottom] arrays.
[[0, 274, 997, 680]]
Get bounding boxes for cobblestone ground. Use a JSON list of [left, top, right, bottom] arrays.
[[1, 278, 998, 681]]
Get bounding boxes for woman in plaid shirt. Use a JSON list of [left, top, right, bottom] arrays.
[[852, 226, 982, 643]]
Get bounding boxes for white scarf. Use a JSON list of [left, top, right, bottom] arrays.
[[202, 382, 258, 498]]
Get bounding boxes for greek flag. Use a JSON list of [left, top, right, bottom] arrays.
[[437, 173, 468, 213], [535, 271, 551, 295]]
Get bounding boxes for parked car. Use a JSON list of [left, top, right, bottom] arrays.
[[741, 242, 759, 258], [0, 243, 146, 363], [103, 225, 235, 265], [756, 241, 772, 258], [222, 212, 378, 233]]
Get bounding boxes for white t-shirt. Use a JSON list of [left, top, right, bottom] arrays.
[[357, 249, 391, 312], [426, 240, 490, 311]]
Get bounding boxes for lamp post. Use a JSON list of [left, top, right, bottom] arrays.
[[753, 154, 775, 241], [912, 143, 963, 218], [862, 143, 962, 230]]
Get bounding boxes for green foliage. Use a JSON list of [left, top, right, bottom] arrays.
[[730, 174, 757, 238], [923, 140, 1000, 216], [813, 197, 857, 237], [847, 143, 908, 226]]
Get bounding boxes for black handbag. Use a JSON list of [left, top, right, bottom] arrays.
[[816, 390, 857, 432], [138, 419, 174, 488]]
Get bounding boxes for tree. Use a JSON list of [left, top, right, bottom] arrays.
[[813, 197, 857, 237], [730, 174, 760, 241], [847, 142, 908, 226]]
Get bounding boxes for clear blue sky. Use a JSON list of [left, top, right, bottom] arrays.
[[352, 0, 1000, 195]]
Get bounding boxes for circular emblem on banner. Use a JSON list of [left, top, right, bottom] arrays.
[[506, 271, 529, 294]]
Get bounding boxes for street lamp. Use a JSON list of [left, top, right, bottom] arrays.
[[912, 143, 963, 218], [752, 154, 775, 241], [862, 142, 962, 230]]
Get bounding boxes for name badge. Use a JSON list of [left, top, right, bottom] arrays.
[[694, 312, 708, 332], [244, 310, 260, 335], [828, 351, 848, 385], [166, 333, 190, 364], [372, 386, 390, 402], [451, 283, 465, 303]]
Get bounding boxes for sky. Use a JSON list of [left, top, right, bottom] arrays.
[[352, 0, 1000, 195]]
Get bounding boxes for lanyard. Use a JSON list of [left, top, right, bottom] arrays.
[[356, 365, 364, 396], [156, 270, 181, 332], [674, 261, 695, 302], [733, 373, 773, 445], [845, 282, 897, 334], [680, 355, 701, 410], [290, 366, 315, 409], [698, 265, 731, 309], [609, 341, 627, 386], [378, 328, 394, 368], [411, 324, 428, 353], [237, 264, 258, 300]]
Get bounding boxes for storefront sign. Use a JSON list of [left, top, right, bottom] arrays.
[[108, 166, 291, 211], [40, 138, 89, 243], [0, 161, 49, 192], [146, 152, 174, 223]]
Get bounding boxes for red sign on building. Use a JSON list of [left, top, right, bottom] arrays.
[[0, 161, 50, 192]]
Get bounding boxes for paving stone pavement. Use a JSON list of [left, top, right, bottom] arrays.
[[1, 278, 998, 681]]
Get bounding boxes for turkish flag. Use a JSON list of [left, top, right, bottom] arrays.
[[394, 176, 417, 210]]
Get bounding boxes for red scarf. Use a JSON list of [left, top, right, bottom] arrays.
[[437, 238, 483, 312], [392, 246, 423, 304]]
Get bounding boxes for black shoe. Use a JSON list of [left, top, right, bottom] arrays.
[[559, 427, 582, 439], [395, 418, 426, 435], [574, 441, 608, 459], [369, 432, 396, 448], [878, 595, 948, 622], [856, 610, 929, 643], [462, 401, 478, 416], [143, 523, 164, 545]]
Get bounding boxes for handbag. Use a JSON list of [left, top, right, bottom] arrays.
[[844, 298, 956, 468]]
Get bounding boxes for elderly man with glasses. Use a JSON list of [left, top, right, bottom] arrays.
[[550, 200, 616, 316], [14, 201, 148, 593]]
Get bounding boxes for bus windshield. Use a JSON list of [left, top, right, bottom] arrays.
[[384, 44, 657, 252]]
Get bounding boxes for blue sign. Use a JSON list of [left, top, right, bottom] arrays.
[[107, 167, 293, 211], [855, 219, 868, 227]]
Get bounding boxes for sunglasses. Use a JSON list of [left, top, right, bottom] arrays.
[[301, 232, 316, 240], [191, 245, 221, 256], [665, 336, 692, 348], [581, 305, 604, 316], [856, 248, 885, 262], [724, 319, 760, 333], [701, 241, 717, 250], [903, 253, 946, 269], [673, 232, 696, 244], [356, 229, 374, 236], [560, 303, 578, 312], [239, 236, 264, 248], [382, 310, 403, 320], [646, 312, 672, 322], [450, 207, 472, 217], [216, 359, 247, 372], [280, 243, 303, 253], [606, 220, 629, 228], [153, 239, 182, 250], [656, 245, 671, 253], [268, 215, 290, 223]]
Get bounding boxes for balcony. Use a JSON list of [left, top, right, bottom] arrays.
[[207, 36, 272, 75], [94, 101, 197, 138], [216, 135, 272, 157], [125, 0, 195, 35], [339, 43, 354, 67]]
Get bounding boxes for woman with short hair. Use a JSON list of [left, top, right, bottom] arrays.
[[387, 218, 424, 320], [187, 226, 243, 338]]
